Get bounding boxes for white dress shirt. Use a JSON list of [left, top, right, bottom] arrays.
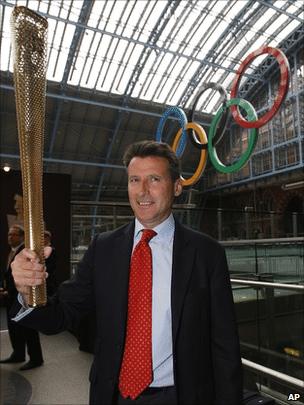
[[134, 214, 175, 387]]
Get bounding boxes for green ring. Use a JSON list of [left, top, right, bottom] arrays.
[[208, 98, 258, 173]]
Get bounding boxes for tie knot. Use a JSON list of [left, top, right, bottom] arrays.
[[140, 229, 157, 243]]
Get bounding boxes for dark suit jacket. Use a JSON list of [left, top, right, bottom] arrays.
[[12, 219, 242, 405]]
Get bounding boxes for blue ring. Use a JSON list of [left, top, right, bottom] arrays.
[[155, 106, 188, 156]]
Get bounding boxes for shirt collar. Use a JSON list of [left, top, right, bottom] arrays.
[[134, 213, 175, 243], [11, 242, 24, 253]]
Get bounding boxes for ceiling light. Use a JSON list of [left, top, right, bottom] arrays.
[[3, 164, 11, 172]]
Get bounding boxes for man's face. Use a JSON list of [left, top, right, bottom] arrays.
[[127, 156, 182, 228], [8, 227, 24, 248]]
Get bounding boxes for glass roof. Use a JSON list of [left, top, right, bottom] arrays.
[[1, 0, 303, 113]]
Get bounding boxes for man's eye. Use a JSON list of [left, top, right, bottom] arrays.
[[151, 176, 160, 182], [129, 178, 138, 183]]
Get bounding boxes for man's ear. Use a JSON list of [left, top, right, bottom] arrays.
[[174, 178, 183, 197]]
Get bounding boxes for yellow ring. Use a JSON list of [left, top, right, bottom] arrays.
[[172, 122, 208, 186]]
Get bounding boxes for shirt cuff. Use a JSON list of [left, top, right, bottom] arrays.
[[12, 293, 34, 321]]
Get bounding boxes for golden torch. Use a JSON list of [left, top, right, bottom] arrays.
[[11, 6, 48, 307]]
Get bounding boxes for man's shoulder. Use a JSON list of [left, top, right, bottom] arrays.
[[176, 220, 223, 251], [16, 243, 25, 254]]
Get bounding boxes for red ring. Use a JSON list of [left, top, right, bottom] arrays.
[[230, 46, 290, 129]]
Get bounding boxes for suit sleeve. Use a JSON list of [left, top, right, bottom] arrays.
[[209, 245, 243, 405], [10, 236, 98, 335]]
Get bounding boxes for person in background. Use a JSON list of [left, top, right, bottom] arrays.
[[44, 230, 57, 296], [10, 141, 242, 404], [0, 225, 44, 370]]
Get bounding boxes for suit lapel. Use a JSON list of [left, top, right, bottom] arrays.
[[171, 220, 195, 344], [110, 222, 134, 340], [6, 243, 24, 271], [103, 219, 195, 345], [6, 250, 15, 270]]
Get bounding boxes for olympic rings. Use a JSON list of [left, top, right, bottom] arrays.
[[156, 106, 188, 156], [154, 46, 290, 186], [208, 98, 258, 173], [230, 46, 290, 128], [172, 122, 208, 186], [187, 83, 229, 149]]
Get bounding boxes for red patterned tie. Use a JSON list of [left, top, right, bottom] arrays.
[[119, 229, 157, 399]]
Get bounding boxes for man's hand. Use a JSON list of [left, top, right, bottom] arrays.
[[11, 247, 52, 305]]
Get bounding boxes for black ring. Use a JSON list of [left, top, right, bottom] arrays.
[[187, 82, 229, 150]]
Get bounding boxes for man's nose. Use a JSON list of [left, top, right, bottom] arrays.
[[138, 179, 149, 194]]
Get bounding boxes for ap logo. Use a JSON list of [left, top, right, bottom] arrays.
[[287, 393, 301, 401]]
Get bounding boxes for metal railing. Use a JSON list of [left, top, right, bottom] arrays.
[[232, 277, 304, 394], [231, 279, 304, 291], [242, 358, 304, 389]]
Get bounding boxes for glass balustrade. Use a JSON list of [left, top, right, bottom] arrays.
[[225, 239, 304, 401]]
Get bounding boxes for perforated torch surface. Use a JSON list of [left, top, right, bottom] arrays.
[[11, 6, 48, 307]]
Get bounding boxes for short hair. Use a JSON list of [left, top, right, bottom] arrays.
[[123, 141, 181, 181], [9, 224, 24, 237], [44, 230, 52, 239]]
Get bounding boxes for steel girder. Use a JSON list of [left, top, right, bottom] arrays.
[[198, 1, 294, 112], [237, 25, 304, 101], [177, 0, 260, 107], [48, 0, 94, 159]]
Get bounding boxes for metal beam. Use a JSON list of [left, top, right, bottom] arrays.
[[48, 0, 94, 158], [257, 0, 304, 23], [0, 109, 171, 136], [197, 0, 293, 112], [0, 153, 125, 170], [0, 153, 194, 176], [125, 0, 182, 97], [48, 104, 63, 156], [237, 25, 304, 100], [0, 0, 257, 78], [0, 84, 174, 119], [61, 1, 94, 86], [178, 0, 261, 107], [203, 164, 304, 193]]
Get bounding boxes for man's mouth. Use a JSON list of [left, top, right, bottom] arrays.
[[138, 201, 153, 206]]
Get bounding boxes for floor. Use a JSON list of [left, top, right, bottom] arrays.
[[0, 307, 93, 405]]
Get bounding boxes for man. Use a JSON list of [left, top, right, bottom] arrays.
[[11, 141, 242, 404], [0, 225, 43, 370]]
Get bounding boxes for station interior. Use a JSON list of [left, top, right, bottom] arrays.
[[0, 1, 303, 404]]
